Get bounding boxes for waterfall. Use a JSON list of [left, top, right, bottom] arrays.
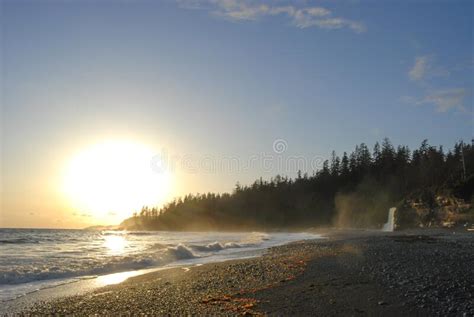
[[382, 207, 396, 232]]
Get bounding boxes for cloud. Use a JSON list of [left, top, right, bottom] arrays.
[[409, 55, 431, 81], [176, 0, 366, 33], [408, 55, 451, 81], [419, 88, 468, 112], [310, 18, 366, 33], [405, 54, 470, 114], [403, 88, 469, 113]]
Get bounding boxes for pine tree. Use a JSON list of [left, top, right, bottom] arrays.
[[330, 151, 340, 176]]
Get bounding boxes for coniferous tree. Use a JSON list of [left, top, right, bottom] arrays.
[[122, 139, 473, 231]]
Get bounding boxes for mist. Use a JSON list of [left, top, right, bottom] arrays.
[[333, 177, 397, 228]]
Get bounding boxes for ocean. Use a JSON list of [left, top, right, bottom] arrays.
[[0, 228, 321, 302]]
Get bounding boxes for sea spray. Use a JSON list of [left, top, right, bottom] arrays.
[[0, 229, 321, 301]]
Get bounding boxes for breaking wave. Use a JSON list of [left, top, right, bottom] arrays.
[[166, 244, 197, 259], [0, 229, 321, 301], [191, 241, 243, 252]]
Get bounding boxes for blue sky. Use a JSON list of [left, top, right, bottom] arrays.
[[1, 0, 473, 227]]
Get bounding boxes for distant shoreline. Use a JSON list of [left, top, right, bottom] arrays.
[[11, 228, 474, 316]]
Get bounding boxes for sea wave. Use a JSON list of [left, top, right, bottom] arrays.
[[166, 244, 197, 259], [191, 241, 244, 252], [126, 231, 158, 236], [0, 238, 252, 285], [0, 229, 321, 301], [0, 245, 199, 285], [0, 258, 152, 285], [0, 238, 40, 244]]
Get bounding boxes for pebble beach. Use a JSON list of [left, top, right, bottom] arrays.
[[10, 229, 474, 316]]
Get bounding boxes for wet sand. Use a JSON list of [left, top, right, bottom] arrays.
[[11, 229, 474, 316]]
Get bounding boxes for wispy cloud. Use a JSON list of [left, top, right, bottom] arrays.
[[419, 88, 467, 113], [408, 55, 451, 81], [402, 88, 469, 113], [405, 54, 470, 114], [408, 55, 431, 81], [176, 0, 366, 33]]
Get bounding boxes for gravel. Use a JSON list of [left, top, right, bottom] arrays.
[[13, 229, 474, 316]]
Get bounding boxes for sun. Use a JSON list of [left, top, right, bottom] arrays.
[[63, 140, 172, 223]]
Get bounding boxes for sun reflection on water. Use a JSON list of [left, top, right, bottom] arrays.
[[103, 235, 127, 255], [96, 271, 141, 285]]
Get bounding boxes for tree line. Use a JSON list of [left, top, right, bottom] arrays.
[[121, 138, 473, 230]]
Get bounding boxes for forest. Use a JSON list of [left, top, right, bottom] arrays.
[[121, 139, 474, 231]]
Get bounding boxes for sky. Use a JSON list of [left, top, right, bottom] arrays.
[[1, 0, 473, 228]]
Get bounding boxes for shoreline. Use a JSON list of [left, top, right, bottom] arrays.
[[1, 251, 272, 315], [6, 229, 474, 316], [1, 232, 322, 314], [0, 249, 267, 315]]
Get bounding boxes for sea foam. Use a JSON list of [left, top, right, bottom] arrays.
[[0, 229, 321, 301]]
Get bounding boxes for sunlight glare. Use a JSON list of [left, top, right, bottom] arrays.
[[96, 271, 141, 285], [63, 140, 171, 222], [104, 235, 127, 255]]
